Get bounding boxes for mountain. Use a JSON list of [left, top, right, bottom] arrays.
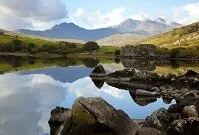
[[154, 17, 182, 28], [140, 21, 199, 49], [97, 33, 147, 46], [17, 23, 118, 41], [155, 18, 167, 24], [0, 29, 8, 34], [16, 18, 182, 42]]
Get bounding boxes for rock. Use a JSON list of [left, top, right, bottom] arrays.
[[71, 97, 138, 135], [48, 107, 71, 135], [108, 68, 136, 78], [135, 127, 163, 135], [184, 91, 199, 99], [167, 104, 182, 113], [167, 117, 199, 135], [143, 108, 174, 131], [135, 89, 159, 97], [183, 70, 198, 77], [194, 100, 199, 110], [90, 64, 106, 77], [182, 105, 199, 118], [129, 91, 157, 106], [162, 97, 173, 104]]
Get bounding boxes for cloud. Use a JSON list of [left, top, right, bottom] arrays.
[[0, 0, 67, 30], [172, 2, 199, 24], [130, 7, 149, 21], [70, 7, 127, 29]]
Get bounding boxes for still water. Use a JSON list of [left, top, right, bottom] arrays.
[[0, 56, 199, 135]]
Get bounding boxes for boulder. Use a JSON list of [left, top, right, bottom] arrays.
[[90, 64, 106, 77], [48, 107, 71, 135], [167, 117, 199, 135], [135, 127, 162, 135], [183, 70, 198, 77], [135, 89, 159, 97], [71, 97, 138, 135], [182, 105, 199, 118], [143, 108, 174, 131], [129, 91, 157, 106]]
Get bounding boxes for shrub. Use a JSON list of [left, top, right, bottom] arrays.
[[170, 48, 180, 58], [114, 49, 121, 55], [83, 41, 99, 52]]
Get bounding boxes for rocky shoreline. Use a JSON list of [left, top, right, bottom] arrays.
[[48, 65, 199, 135]]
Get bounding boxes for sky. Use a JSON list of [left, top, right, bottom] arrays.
[[0, 0, 199, 30]]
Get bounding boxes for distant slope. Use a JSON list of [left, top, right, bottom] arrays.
[[140, 21, 199, 49], [97, 33, 147, 46], [17, 18, 181, 42], [0, 29, 8, 33], [0, 30, 85, 44], [17, 23, 118, 41]]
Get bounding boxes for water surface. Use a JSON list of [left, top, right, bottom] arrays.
[[0, 56, 199, 135]]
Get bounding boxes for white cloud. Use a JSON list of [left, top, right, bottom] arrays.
[[0, 0, 67, 30], [70, 7, 127, 29], [172, 2, 199, 24], [130, 7, 149, 21]]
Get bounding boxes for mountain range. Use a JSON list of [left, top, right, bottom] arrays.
[[16, 18, 182, 42]]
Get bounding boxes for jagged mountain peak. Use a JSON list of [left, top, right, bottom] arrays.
[[155, 17, 166, 24]]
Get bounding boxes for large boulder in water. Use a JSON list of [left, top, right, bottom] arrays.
[[167, 117, 199, 135], [71, 97, 138, 135], [143, 108, 174, 131]]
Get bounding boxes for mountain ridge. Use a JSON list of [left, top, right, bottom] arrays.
[[16, 18, 182, 41]]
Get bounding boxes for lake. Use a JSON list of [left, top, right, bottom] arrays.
[[0, 56, 199, 135]]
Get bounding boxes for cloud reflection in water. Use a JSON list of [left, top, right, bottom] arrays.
[[0, 73, 174, 135]]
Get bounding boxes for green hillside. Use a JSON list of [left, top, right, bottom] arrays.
[[141, 21, 199, 49]]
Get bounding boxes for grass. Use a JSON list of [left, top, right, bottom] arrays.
[[98, 46, 119, 53], [0, 35, 56, 45], [140, 21, 199, 51]]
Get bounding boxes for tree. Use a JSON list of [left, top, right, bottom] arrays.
[[12, 39, 22, 51], [83, 41, 99, 52], [28, 43, 36, 52], [0, 32, 4, 35], [170, 48, 180, 58], [114, 49, 121, 56]]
